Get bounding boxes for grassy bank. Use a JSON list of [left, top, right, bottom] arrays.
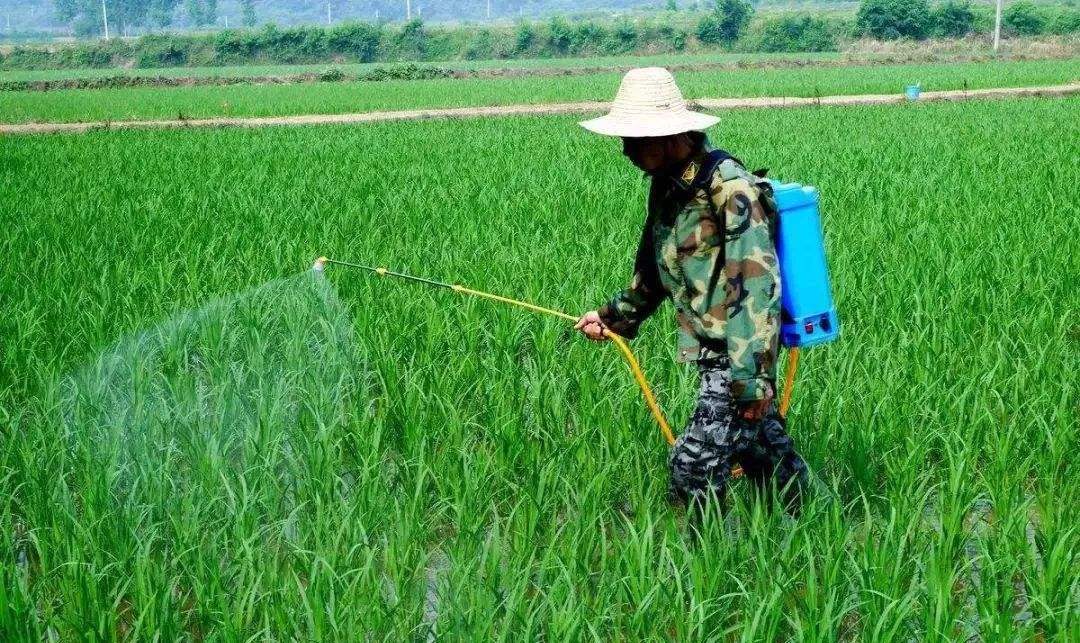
[[1, 57, 1077, 124]]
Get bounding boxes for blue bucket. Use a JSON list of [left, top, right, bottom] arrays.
[[905, 84, 921, 101]]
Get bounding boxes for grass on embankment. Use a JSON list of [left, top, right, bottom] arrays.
[[0, 51, 846, 83], [0, 57, 1077, 124]]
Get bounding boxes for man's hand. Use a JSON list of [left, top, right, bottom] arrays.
[[574, 311, 610, 342], [736, 397, 772, 421]]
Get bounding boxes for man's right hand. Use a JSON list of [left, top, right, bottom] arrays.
[[574, 311, 610, 342]]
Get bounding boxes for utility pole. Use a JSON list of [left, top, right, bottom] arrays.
[[993, 0, 1003, 52], [327, 0, 332, 25], [406, 0, 411, 20], [487, 0, 492, 20], [101, 0, 109, 39]]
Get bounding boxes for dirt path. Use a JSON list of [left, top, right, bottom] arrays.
[[3, 83, 1077, 136]]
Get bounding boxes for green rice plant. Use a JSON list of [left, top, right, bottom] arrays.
[[0, 57, 1077, 124], [0, 96, 1076, 638]]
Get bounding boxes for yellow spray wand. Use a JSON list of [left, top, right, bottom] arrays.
[[314, 257, 800, 466]]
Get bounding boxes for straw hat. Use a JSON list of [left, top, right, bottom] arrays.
[[580, 67, 719, 138]]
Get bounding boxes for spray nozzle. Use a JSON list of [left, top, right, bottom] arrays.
[[313, 257, 329, 273]]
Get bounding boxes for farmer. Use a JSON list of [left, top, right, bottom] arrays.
[[575, 67, 808, 516]]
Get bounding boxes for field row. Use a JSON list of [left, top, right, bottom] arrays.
[[2, 97, 1077, 638], [0, 51, 846, 83], [1, 57, 1078, 124]]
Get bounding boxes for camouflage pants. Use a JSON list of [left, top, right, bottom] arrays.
[[669, 357, 808, 513]]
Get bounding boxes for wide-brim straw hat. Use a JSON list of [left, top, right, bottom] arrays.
[[580, 67, 719, 138]]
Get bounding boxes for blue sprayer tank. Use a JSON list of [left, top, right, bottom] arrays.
[[770, 180, 840, 348]]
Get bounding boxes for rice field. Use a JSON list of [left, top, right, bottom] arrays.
[[1, 96, 1078, 639], [1, 57, 1077, 124]]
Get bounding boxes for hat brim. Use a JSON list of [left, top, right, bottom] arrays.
[[579, 110, 719, 138]]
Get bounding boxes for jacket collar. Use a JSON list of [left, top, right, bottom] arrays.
[[666, 134, 713, 193]]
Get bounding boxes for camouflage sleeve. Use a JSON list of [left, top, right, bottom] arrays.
[[597, 216, 666, 339], [723, 186, 781, 401]]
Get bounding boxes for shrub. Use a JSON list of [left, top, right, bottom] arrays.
[[268, 26, 331, 63], [318, 67, 346, 82], [464, 29, 496, 60], [697, 0, 754, 45], [67, 40, 130, 67], [214, 30, 258, 64], [856, 0, 933, 39], [757, 14, 838, 52], [547, 16, 573, 54], [657, 22, 689, 51], [361, 63, 452, 81], [933, 0, 976, 38], [1003, 1, 1046, 35], [136, 34, 191, 67], [514, 21, 537, 54], [326, 22, 383, 63], [395, 19, 428, 60], [1047, 6, 1080, 34], [605, 20, 638, 55], [576, 21, 608, 54]]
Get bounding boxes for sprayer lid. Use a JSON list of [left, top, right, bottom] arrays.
[[771, 181, 818, 211]]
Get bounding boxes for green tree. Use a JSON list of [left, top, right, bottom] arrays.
[[514, 21, 537, 53], [855, 0, 933, 39], [395, 18, 427, 59], [1003, 1, 1046, 35], [148, 0, 181, 27], [186, 0, 216, 26], [240, 0, 256, 27], [547, 16, 572, 53], [696, 0, 753, 45], [202, 0, 217, 25], [53, 0, 168, 36], [53, 0, 79, 22], [932, 0, 975, 37], [1047, 6, 1080, 34]]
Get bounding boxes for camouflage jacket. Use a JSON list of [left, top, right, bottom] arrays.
[[597, 146, 782, 401]]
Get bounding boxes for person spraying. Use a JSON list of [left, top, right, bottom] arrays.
[[575, 68, 809, 517]]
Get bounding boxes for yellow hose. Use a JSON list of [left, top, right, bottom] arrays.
[[605, 331, 677, 446], [452, 284, 802, 479], [451, 284, 678, 446], [779, 347, 800, 418], [336, 265, 802, 472]]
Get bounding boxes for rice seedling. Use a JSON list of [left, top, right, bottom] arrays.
[[1, 57, 1076, 124], [0, 96, 1076, 639]]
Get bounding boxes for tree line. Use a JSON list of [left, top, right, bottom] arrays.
[[855, 0, 1079, 40], [53, 0, 257, 35]]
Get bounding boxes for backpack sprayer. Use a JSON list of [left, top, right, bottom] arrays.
[[313, 180, 838, 470]]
